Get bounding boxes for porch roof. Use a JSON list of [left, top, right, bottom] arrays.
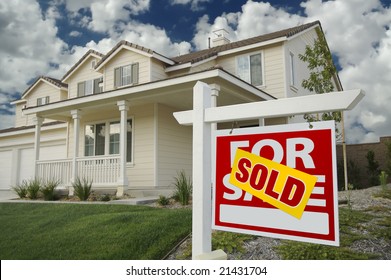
[[22, 67, 275, 121]]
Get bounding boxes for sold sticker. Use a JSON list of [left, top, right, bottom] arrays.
[[229, 149, 317, 219]]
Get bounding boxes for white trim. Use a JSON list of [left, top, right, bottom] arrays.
[[0, 122, 67, 138], [286, 24, 319, 42], [153, 103, 158, 186], [62, 53, 103, 82], [10, 99, 27, 105], [23, 69, 275, 117], [165, 62, 192, 73], [220, 37, 286, 57]]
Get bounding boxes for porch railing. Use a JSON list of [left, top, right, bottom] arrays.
[[36, 155, 120, 186], [76, 155, 120, 184], [36, 159, 72, 186]]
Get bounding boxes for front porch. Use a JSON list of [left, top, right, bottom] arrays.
[[36, 154, 120, 188]]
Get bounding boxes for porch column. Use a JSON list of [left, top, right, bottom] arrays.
[[70, 109, 81, 195], [33, 115, 44, 179], [117, 100, 129, 196], [209, 84, 220, 131]]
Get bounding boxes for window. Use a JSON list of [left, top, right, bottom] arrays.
[[84, 119, 133, 162], [289, 52, 296, 87], [114, 63, 139, 88], [37, 96, 49, 106], [78, 77, 103, 97], [237, 53, 263, 86]]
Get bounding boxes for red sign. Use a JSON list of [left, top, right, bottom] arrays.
[[212, 121, 339, 246]]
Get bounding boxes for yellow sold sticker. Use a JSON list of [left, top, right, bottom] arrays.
[[229, 149, 317, 219]]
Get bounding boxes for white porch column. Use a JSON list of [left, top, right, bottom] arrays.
[[209, 84, 220, 131], [70, 109, 81, 195], [33, 116, 44, 179], [117, 100, 129, 196]]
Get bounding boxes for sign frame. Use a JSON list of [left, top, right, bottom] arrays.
[[212, 121, 340, 246]]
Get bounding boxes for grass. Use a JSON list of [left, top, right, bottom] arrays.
[[0, 203, 191, 260]]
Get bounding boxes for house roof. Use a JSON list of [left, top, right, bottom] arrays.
[[171, 21, 321, 65], [0, 121, 65, 135], [21, 76, 68, 99], [62, 49, 104, 82], [94, 40, 175, 71]]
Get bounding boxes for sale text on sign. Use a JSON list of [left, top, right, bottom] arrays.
[[212, 121, 339, 246]]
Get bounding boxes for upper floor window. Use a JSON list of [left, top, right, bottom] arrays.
[[289, 52, 296, 87], [37, 96, 49, 106], [78, 77, 103, 97], [114, 63, 139, 88], [237, 53, 263, 87]]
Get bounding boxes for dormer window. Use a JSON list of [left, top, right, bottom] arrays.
[[78, 77, 103, 97], [236, 53, 264, 87], [37, 96, 49, 106], [114, 63, 139, 88]]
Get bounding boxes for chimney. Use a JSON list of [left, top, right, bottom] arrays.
[[211, 29, 230, 47]]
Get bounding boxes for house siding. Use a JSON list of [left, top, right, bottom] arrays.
[[157, 103, 192, 187], [102, 49, 150, 91], [67, 56, 103, 99], [151, 59, 168, 81]]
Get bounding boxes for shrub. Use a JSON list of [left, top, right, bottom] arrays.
[[172, 170, 192, 206], [40, 179, 60, 201], [157, 195, 170, 206], [12, 181, 28, 198], [26, 178, 41, 199], [366, 150, 380, 187], [379, 171, 389, 189], [212, 231, 253, 254], [99, 194, 111, 202], [72, 177, 92, 201]]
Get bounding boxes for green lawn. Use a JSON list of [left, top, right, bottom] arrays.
[[0, 203, 191, 260]]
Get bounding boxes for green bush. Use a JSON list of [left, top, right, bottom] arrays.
[[172, 170, 192, 206], [157, 195, 170, 206], [379, 171, 389, 189], [12, 181, 28, 198], [26, 178, 41, 199], [212, 231, 253, 254], [40, 179, 60, 201], [366, 150, 380, 186], [72, 178, 92, 201]]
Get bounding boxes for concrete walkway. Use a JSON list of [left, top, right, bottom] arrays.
[[0, 196, 159, 206]]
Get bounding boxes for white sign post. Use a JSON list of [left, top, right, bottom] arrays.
[[174, 81, 364, 260]]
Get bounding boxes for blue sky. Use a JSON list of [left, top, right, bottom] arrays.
[[0, 0, 390, 144]]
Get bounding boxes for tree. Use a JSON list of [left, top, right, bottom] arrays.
[[298, 28, 342, 124], [366, 150, 380, 187]]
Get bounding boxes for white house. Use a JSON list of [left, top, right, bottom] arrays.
[[0, 21, 342, 199]]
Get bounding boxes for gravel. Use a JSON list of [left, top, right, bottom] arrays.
[[164, 185, 391, 260]]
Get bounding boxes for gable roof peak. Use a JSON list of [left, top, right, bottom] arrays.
[[62, 49, 104, 82]]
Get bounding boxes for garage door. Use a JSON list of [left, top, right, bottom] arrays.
[[19, 148, 35, 183], [0, 150, 12, 189]]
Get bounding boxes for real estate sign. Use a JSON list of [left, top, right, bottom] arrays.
[[212, 121, 339, 246]]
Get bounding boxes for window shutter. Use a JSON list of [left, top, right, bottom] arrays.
[[131, 63, 139, 84], [114, 67, 121, 88], [77, 82, 85, 97], [94, 77, 103, 94], [45, 96, 50, 104], [37, 98, 42, 106]]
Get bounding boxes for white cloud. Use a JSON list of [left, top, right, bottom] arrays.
[[299, 0, 391, 143], [192, 1, 304, 50], [62, 0, 150, 33], [69, 30, 82, 37], [0, 0, 68, 94], [170, 0, 211, 11]]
